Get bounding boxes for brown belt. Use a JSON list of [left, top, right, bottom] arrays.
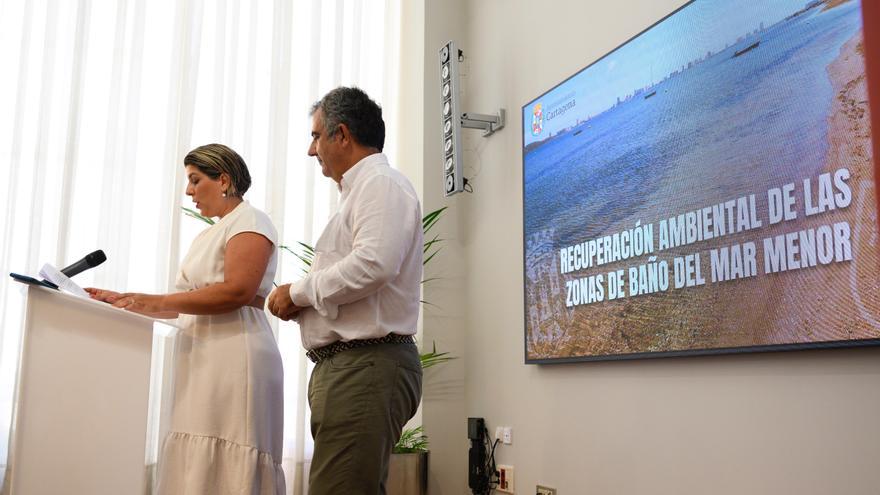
[[306, 334, 416, 363], [247, 295, 266, 309]]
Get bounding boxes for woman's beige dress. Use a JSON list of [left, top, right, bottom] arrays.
[[156, 201, 285, 494]]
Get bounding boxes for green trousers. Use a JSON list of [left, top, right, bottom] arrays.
[[308, 341, 423, 495]]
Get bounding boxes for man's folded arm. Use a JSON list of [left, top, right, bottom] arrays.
[[290, 175, 419, 318]]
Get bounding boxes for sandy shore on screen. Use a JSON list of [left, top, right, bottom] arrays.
[[764, 30, 880, 345]]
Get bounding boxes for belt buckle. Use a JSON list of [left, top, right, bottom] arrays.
[[306, 349, 319, 363]]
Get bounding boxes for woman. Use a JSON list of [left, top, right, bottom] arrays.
[[87, 144, 285, 494]]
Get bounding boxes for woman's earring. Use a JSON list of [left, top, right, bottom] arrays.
[[222, 190, 227, 198]]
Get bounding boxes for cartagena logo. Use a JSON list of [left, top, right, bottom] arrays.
[[531, 103, 543, 136]]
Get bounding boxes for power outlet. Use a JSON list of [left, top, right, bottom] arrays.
[[536, 485, 557, 495], [497, 464, 515, 493]]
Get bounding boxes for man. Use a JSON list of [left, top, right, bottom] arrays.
[[268, 87, 423, 495]]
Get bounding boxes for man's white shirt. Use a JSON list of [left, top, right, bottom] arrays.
[[290, 153, 423, 349]]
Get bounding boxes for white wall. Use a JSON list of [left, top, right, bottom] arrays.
[[420, 1, 880, 494], [420, 0, 470, 492]]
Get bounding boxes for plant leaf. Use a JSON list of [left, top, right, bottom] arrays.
[[280, 242, 315, 274], [182, 207, 215, 225], [423, 249, 441, 267], [423, 234, 443, 253], [422, 206, 447, 234], [420, 341, 456, 369], [393, 425, 429, 453], [295, 241, 316, 255]]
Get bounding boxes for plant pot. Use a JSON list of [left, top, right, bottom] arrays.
[[387, 451, 428, 495]]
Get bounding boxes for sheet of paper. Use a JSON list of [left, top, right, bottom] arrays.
[[39, 263, 89, 298]]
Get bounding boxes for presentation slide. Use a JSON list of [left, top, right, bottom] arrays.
[[522, 0, 880, 362]]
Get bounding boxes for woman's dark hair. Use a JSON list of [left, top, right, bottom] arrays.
[[311, 87, 385, 151], [183, 144, 252, 198]]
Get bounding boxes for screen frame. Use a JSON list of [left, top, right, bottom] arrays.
[[521, 0, 880, 364]]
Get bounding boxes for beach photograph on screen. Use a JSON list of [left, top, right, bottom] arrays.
[[522, 0, 879, 361]]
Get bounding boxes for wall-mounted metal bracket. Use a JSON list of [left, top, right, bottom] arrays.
[[460, 109, 506, 137]]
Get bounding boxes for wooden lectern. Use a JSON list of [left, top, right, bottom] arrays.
[[4, 284, 176, 495]]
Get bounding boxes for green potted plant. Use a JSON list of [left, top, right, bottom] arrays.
[[387, 425, 430, 494]]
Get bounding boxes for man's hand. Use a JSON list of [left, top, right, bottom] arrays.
[[268, 284, 305, 321]]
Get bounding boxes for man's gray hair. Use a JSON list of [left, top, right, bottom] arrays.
[[311, 87, 385, 151]]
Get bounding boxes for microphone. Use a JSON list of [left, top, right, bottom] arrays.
[[60, 250, 107, 278]]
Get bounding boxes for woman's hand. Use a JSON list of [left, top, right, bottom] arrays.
[[111, 293, 166, 314], [85, 287, 122, 304]]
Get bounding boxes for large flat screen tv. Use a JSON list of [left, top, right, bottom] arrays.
[[522, 0, 880, 363]]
